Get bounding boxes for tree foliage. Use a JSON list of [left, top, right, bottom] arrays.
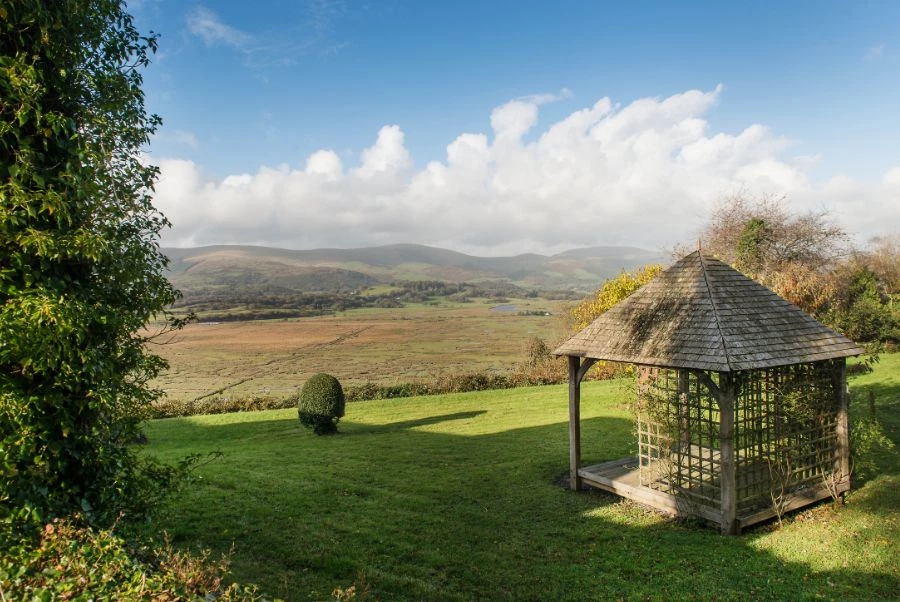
[[0, 1, 182, 525], [695, 193, 848, 315], [569, 264, 663, 331], [694, 194, 897, 344], [825, 242, 900, 344], [699, 194, 849, 270], [855, 234, 899, 302]]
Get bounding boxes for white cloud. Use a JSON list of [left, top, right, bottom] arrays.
[[491, 100, 539, 143], [883, 167, 900, 188], [185, 2, 349, 67], [152, 86, 900, 254], [865, 44, 885, 60], [172, 130, 200, 149], [353, 125, 412, 178], [187, 7, 253, 49], [306, 150, 343, 180], [518, 87, 573, 105]]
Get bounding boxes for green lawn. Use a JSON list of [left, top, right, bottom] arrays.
[[145, 355, 900, 601]]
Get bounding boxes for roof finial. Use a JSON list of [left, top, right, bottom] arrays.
[[697, 238, 702, 253]]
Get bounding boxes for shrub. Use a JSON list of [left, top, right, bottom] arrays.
[[852, 415, 894, 482], [0, 516, 266, 600], [850, 388, 896, 482], [152, 394, 295, 418], [298, 374, 346, 435], [569, 264, 663, 331]]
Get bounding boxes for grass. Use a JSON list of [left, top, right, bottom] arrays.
[[150, 300, 568, 405], [144, 355, 900, 601]]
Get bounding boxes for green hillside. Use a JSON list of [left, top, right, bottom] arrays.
[[163, 243, 668, 293]]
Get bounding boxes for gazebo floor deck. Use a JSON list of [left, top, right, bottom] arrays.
[[578, 456, 850, 532]]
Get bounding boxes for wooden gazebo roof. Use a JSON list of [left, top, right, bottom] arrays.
[[554, 251, 864, 372]]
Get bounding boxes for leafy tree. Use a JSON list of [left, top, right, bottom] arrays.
[[691, 194, 897, 344], [693, 194, 847, 315], [698, 194, 848, 271], [0, 1, 182, 525], [827, 261, 899, 344], [857, 235, 898, 305], [734, 217, 769, 276], [569, 264, 663, 331]]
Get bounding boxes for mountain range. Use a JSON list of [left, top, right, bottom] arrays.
[[162, 243, 669, 295]]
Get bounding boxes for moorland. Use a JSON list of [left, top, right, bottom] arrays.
[[152, 242, 667, 406], [151, 300, 567, 406], [162, 243, 665, 321]]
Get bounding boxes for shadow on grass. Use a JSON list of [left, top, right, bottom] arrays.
[[350, 410, 487, 434], [145, 396, 899, 601]]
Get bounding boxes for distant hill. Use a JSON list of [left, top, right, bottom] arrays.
[[162, 243, 669, 295]]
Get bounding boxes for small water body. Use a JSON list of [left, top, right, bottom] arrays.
[[490, 304, 518, 312]]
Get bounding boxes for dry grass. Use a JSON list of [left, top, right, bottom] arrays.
[[150, 300, 568, 404]]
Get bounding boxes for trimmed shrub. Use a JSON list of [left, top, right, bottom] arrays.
[[298, 374, 345, 435]]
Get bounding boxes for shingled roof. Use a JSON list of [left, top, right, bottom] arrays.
[[554, 251, 864, 372]]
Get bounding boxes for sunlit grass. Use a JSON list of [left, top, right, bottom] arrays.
[[145, 356, 899, 601]]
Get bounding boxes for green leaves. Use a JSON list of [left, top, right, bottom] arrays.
[[0, 1, 181, 526], [298, 373, 346, 435], [570, 264, 663, 331]]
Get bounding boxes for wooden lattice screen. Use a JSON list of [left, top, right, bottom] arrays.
[[636, 367, 722, 512], [635, 361, 840, 516]]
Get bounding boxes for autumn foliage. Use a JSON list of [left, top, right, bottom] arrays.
[[569, 264, 663, 331], [568, 195, 897, 348], [693, 194, 897, 345]]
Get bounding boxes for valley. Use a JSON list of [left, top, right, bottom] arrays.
[[151, 299, 570, 405]]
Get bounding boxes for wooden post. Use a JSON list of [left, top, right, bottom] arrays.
[[568, 355, 582, 491], [677, 369, 691, 450], [833, 359, 850, 487], [718, 372, 738, 535]]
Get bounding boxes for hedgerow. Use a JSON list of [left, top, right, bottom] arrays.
[[152, 369, 574, 417]]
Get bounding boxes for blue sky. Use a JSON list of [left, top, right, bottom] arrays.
[[133, 1, 900, 254]]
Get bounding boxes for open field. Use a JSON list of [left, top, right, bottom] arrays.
[[150, 300, 568, 404], [144, 354, 899, 601]]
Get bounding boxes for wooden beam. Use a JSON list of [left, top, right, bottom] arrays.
[[577, 457, 850, 531], [718, 372, 738, 535], [568, 355, 582, 491], [695, 370, 720, 399], [677, 369, 690, 451], [833, 359, 851, 488], [576, 357, 598, 384], [737, 478, 850, 530], [578, 457, 724, 526]]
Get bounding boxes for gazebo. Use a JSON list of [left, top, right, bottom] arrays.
[[554, 251, 864, 534]]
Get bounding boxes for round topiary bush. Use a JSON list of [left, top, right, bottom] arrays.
[[297, 373, 345, 435]]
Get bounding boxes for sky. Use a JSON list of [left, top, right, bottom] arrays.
[[133, 0, 900, 256]]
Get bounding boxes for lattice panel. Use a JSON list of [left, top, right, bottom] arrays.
[[635, 361, 840, 515], [636, 367, 722, 510], [733, 361, 839, 512]]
